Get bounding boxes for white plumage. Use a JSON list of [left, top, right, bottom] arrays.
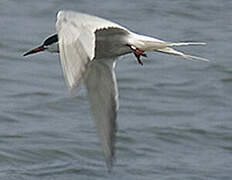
[[24, 10, 208, 170]]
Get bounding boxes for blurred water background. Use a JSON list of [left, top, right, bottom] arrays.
[[0, 0, 232, 179]]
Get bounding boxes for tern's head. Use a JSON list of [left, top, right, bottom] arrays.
[[23, 34, 59, 56]]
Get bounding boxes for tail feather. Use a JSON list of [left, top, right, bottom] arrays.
[[167, 42, 207, 46], [157, 47, 209, 62], [137, 35, 208, 61]]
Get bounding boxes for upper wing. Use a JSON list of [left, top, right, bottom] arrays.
[[56, 11, 128, 91], [57, 10, 127, 35], [84, 59, 119, 169]]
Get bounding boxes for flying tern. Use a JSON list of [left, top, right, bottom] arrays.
[[23, 10, 208, 170]]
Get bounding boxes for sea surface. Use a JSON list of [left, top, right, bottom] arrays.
[[0, 0, 231, 179]]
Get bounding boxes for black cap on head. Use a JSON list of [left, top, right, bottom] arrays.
[[23, 34, 58, 57], [43, 34, 58, 46]]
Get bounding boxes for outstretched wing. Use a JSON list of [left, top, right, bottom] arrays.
[[85, 59, 119, 169], [56, 11, 123, 169], [56, 10, 128, 91]]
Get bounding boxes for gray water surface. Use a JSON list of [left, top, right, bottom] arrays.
[[1, 0, 232, 179]]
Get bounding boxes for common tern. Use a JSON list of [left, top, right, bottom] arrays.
[[23, 10, 208, 170]]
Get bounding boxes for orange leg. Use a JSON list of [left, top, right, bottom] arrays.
[[127, 45, 147, 65]]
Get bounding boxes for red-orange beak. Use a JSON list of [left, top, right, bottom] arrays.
[[23, 45, 45, 56]]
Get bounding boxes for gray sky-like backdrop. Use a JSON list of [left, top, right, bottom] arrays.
[[0, 0, 231, 180]]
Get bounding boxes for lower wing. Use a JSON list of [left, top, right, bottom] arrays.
[[84, 59, 119, 170]]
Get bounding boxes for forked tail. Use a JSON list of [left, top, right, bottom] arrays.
[[157, 42, 209, 62]]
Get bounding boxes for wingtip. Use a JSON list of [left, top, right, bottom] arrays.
[[105, 156, 116, 173]]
